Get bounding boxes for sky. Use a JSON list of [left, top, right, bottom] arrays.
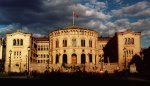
[[0, 0, 149, 48]]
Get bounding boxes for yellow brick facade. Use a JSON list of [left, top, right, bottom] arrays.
[[117, 29, 141, 70], [5, 30, 32, 72], [31, 38, 49, 73], [49, 26, 99, 71], [4, 26, 141, 73]]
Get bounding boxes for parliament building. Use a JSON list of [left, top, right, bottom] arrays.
[[3, 25, 141, 73]]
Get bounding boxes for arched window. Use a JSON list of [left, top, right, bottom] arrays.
[[72, 39, 76, 47], [71, 54, 77, 64], [20, 39, 23, 45], [13, 39, 16, 45], [128, 38, 130, 44]]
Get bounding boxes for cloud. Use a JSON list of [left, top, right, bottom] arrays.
[[0, 0, 111, 36], [114, 19, 130, 28], [33, 33, 45, 37], [86, 20, 107, 30], [115, 0, 121, 3], [134, 8, 150, 17], [112, 1, 149, 16], [0, 23, 21, 34], [85, 0, 106, 11], [0, 0, 150, 48], [131, 19, 150, 31], [74, 4, 111, 20], [106, 22, 115, 28]]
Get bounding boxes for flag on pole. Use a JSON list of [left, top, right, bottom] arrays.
[[73, 11, 79, 18], [72, 11, 79, 25]]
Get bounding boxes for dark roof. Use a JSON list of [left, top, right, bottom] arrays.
[[34, 37, 49, 41], [98, 36, 112, 41]]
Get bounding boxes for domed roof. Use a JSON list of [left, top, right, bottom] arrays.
[[50, 25, 99, 34], [61, 25, 97, 32]]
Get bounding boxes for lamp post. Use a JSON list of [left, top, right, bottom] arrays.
[[26, 55, 27, 72], [123, 48, 127, 70], [99, 55, 104, 73], [47, 58, 49, 72], [27, 47, 30, 77], [9, 50, 12, 73], [101, 57, 104, 71], [140, 50, 143, 60]]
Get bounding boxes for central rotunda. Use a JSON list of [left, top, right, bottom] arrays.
[[49, 25, 99, 71]]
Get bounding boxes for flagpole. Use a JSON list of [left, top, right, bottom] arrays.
[[73, 11, 75, 26]]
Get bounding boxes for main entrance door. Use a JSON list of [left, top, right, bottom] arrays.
[[71, 54, 77, 64]]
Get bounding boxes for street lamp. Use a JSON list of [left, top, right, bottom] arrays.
[[9, 50, 12, 73], [140, 49, 143, 60], [27, 47, 30, 77], [123, 48, 127, 70], [46, 54, 50, 72], [26, 55, 27, 72], [99, 55, 104, 73]]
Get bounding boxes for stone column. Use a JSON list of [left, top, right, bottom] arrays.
[[92, 54, 95, 64], [59, 54, 62, 64], [52, 53, 55, 64], [86, 54, 89, 64], [77, 54, 81, 64], [68, 53, 71, 64]]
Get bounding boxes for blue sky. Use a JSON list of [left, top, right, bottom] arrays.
[[0, 0, 150, 48]]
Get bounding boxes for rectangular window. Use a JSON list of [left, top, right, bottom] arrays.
[[56, 40, 59, 48], [63, 40, 67, 47], [81, 39, 85, 47], [72, 39, 76, 47], [89, 40, 92, 47]]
